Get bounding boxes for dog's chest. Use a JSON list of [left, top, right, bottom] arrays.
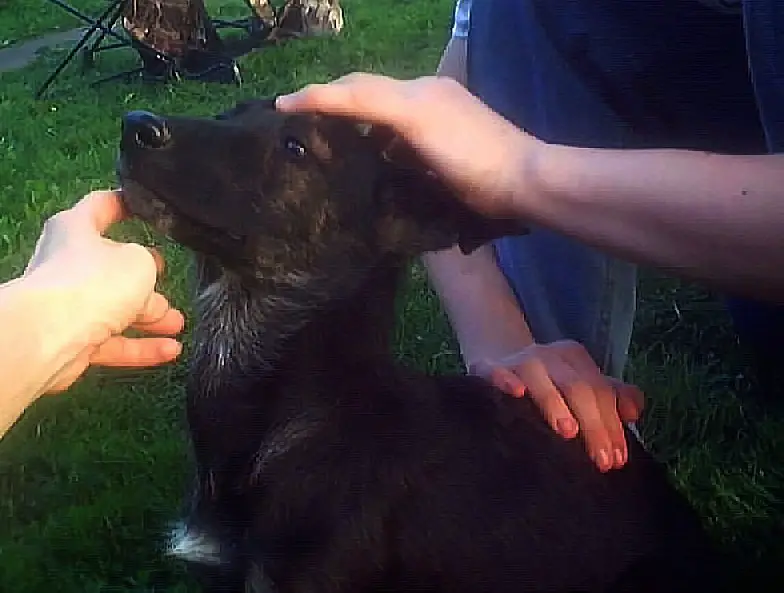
[[191, 277, 262, 375]]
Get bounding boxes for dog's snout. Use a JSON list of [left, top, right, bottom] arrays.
[[122, 110, 171, 150]]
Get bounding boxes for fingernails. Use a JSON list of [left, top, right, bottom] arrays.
[[162, 340, 183, 359], [556, 417, 577, 437], [614, 448, 626, 467], [275, 94, 294, 110], [597, 449, 610, 471]]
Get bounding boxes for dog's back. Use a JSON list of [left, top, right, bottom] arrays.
[[231, 264, 721, 593]]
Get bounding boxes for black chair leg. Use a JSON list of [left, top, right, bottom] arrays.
[[36, 0, 179, 98], [37, 0, 250, 97], [82, 0, 127, 65], [35, 0, 125, 98]]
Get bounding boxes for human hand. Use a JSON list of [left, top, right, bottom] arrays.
[[468, 340, 644, 472], [21, 190, 185, 394], [276, 73, 541, 219]]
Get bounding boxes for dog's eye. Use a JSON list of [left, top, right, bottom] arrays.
[[283, 137, 307, 159]]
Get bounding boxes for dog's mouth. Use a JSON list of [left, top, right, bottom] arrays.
[[116, 158, 177, 238], [115, 154, 257, 273]]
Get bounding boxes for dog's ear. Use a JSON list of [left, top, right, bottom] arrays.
[[365, 125, 528, 255]]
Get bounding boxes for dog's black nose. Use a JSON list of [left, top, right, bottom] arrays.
[[122, 110, 171, 150]]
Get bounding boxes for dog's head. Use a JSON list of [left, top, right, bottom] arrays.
[[117, 98, 527, 291]]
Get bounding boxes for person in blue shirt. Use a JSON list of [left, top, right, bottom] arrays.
[[277, 0, 784, 471]]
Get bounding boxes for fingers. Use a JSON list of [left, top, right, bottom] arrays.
[[516, 358, 580, 440], [66, 189, 127, 233], [505, 341, 642, 472], [559, 345, 631, 470], [477, 345, 644, 472], [549, 370, 614, 471], [611, 378, 645, 423], [44, 333, 182, 395], [276, 73, 406, 129], [591, 380, 629, 470], [133, 307, 185, 336], [488, 366, 527, 398], [90, 335, 183, 367], [134, 291, 185, 335]]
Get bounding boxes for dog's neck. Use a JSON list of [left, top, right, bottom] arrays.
[[188, 255, 406, 398]]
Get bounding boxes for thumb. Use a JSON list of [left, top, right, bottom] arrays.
[[136, 291, 175, 326], [611, 379, 645, 423]]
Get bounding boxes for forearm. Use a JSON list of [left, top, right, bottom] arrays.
[[424, 19, 534, 366], [0, 276, 82, 438], [527, 145, 784, 302], [423, 245, 534, 366]]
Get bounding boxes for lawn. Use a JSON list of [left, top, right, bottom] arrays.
[[0, 0, 783, 591]]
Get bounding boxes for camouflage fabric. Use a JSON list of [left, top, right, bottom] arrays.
[[244, 0, 276, 28], [244, 0, 344, 39], [121, 0, 221, 57], [275, 0, 343, 38]]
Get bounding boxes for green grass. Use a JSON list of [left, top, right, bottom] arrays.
[[0, 0, 104, 47], [0, 0, 783, 590]]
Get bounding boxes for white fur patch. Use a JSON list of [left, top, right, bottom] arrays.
[[166, 522, 224, 566], [191, 270, 320, 388]]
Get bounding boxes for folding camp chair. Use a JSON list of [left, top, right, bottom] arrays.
[[35, 0, 253, 98]]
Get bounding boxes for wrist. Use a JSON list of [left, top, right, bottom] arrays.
[[464, 341, 537, 376], [423, 245, 535, 363], [506, 138, 573, 224], [3, 272, 90, 396], [0, 277, 76, 436]]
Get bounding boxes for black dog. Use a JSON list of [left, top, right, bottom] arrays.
[[117, 99, 724, 593]]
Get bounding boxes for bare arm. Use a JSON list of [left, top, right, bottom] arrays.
[[420, 31, 645, 470], [0, 191, 183, 440], [275, 65, 652, 469], [423, 32, 535, 369], [0, 277, 80, 438], [529, 146, 784, 301]]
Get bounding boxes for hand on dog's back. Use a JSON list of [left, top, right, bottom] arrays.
[[469, 340, 645, 473], [277, 77, 650, 474]]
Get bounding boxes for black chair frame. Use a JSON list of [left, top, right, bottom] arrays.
[[35, 0, 254, 98]]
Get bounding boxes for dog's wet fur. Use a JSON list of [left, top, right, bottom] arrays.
[[117, 99, 725, 592]]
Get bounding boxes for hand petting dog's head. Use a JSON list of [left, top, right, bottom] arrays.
[[117, 98, 527, 291]]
